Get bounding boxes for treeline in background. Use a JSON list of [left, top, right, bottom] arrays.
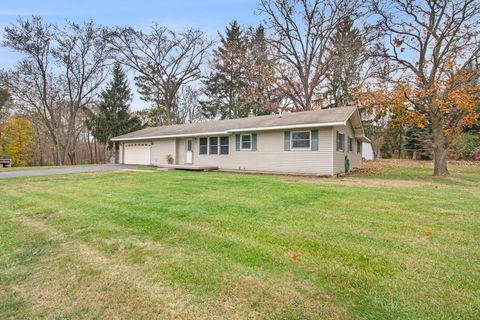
[[0, 0, 478, 176]]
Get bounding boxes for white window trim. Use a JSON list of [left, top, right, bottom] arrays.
[[290, 130, 311, 150], [348, 136, 353, 153], [240, 134, 252, 150]]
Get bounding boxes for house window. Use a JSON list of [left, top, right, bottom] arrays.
[[291, 131, 311, 149], [241, 134, 251, 150], [199, 138, 208, 155], [220, 136, 229, 155], [209, 137, 218, 154], [357, 140, 362, 154], [348, 136, 353, 152], [336, 131, 345, 151]]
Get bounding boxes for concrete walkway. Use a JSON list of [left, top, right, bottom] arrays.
[[0, 165, 139, 179]]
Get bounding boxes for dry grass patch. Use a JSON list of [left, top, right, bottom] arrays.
[[1, 163, 479, 319]]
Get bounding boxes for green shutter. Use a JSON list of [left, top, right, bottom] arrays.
[[336, 131, 339, 151], [284, 131, 290, 151], [311, 130, 318, 151], [235, 134, 240, 151], [251, 133, 257, 151]]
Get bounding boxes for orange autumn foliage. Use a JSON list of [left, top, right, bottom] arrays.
[[356, 84, 427, 129], [357, 75, 479, 140]]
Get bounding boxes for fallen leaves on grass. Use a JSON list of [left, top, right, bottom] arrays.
[[292, 251, 301, 261], [424, 227, 438, 237]]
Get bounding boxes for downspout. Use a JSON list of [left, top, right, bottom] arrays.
[[331, 127, 335, 176]]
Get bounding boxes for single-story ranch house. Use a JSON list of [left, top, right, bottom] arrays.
[[111, 106, 368, 176]]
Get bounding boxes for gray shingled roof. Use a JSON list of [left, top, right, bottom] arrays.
[[112, 106, 362, 141]]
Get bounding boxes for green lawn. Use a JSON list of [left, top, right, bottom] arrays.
[[0, 164, 90, 172], [0, 164, 158, 172], [0, 161, 479, 319]]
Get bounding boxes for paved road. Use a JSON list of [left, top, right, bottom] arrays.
[[0, 165, 138, 179]]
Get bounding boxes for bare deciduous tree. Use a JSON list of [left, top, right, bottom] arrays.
[[259, 0, 363, 110], [371, 0, 480, 175], [109, 25, 213, 125], [2, 16, 110, 165], [0, 88, 11, 124], [177, 85, 203, 124]]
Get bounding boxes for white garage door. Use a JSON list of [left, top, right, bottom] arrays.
[[124, 143, 151, 165]]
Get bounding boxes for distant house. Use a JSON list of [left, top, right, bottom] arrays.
[[111, 106, 368, 176], [362, 141, 375, 160]]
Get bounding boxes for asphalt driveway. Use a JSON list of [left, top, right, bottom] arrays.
[[0, 165, 139, 179]]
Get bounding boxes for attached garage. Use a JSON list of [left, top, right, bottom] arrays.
[[123, 142, 151, 165]]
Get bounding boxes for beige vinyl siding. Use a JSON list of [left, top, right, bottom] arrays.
[[176, 139, 185, 165], [187, 128, 332, 175], [151, 138, 176, 165], [332, 120, 362, 175], [119, 143, 124, 164]]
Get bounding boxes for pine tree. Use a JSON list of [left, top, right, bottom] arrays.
[[91, 63, 142, 162], [202, 22, 281, 119], [244, 25, 280, 115], [323, 18, 365, 108], [202, 21, 248, 119], [404, 125, 432, 160]]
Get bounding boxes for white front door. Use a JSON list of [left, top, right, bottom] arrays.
[[185, 139, 193, 164]]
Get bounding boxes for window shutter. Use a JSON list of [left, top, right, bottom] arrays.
[[251, 133, 257, 151], [336, 131, 340, 151], [284, 131, 291, 151], [311, 130, 318, 151], [235, 134, 240, 151]]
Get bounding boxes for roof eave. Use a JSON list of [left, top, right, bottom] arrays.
[[111, 121, 347, 141], [111, 131, 229, 141], [226, 122, 346, 133]]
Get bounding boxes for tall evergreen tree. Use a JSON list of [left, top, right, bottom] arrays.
[[404, 125, 432, 160], [202, 21, 281, 119], [244, 25, 281, 115], [91, 63, 142, 162], [323, 18, 365, 108], [202, 21, 248, 119]]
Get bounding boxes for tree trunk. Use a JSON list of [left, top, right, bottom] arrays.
[[398, 130, 403, 159], [431, 118, 449, 176], [53, 139, 63, 166], [51, 148, 56, 166], [68, 152, 75, 165], [94, 139, 99, 164]]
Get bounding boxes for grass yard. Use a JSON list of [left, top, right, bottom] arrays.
[[0, 164, 159, 172], [0, 160, 479, 319], [0, 165, 91, 172]]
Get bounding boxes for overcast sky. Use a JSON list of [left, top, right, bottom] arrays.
[[0, 0, 263, 109]]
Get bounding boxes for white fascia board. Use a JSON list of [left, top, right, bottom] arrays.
[[111, 122, 348, 141], [111, 131, 229, 141], [226, 122, 346, 133]]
